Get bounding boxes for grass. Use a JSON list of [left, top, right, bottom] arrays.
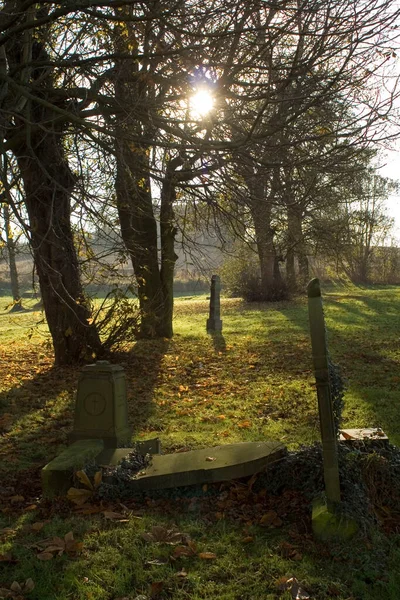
[[0, 285, 400, 599]]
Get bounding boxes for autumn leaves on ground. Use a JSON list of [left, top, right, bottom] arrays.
[[1, 287, 400, 600]]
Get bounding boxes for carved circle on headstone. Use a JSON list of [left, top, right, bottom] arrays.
[[84, 393, 106, 416]]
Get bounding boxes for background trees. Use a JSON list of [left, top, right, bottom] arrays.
[[0, 0, 399, 363]]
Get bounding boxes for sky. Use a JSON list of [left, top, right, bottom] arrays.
[[378, 148, 400, 240]]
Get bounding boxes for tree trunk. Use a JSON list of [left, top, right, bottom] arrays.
[[113, 20, 177, 339], [6, 30, 102, 365], [2, 203, 21, 305], [287, 202, 309, 289], [115, 138, 165, 337], [159, 158, 181, 338], [246, 175, 281, 300], [14, 136, 103, 365]]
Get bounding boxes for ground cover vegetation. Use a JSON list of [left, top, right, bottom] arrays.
[[1, 287, 400, 600], [1, 0, 400, 364]]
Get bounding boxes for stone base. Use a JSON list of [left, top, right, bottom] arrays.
[[206, 318, 223, 332], [42, 440, 104, 497], [68, 426, 132, 449], [312, 498, 358, 541]]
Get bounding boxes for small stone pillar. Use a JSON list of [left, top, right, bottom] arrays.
[[69, 360, 131, 448], [206, 275, 222, 332], [307, 278, 340, 506]]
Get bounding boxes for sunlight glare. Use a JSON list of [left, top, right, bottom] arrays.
[[190, 89, 214, 118]]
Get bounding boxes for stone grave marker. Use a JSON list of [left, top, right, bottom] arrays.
[[69, 360, 132, 448], [308, 278, 358, 540], [307, 278, 341, 505], [42, 358, 286, 498], [206, 274, 222, 332]]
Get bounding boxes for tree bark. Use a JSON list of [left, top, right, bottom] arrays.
[[113, 18, 178, 339], [115, 138, 165, 337], [287, 201, 309, 289], [5, 27, 102, 364], [245, 173, 283, 300], [2, 203, 21, 305], [14, 135, 103, 364], [159, 158, 181, 338]]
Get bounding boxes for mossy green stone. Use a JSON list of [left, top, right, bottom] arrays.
[[312, 498, 358, 541], [100, 441, 286, 491], [41, 439, 104, 496], [69, 361, 132, 448]]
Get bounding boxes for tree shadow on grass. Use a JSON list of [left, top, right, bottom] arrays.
[[276, 288, 400, 444], [0, 339, 170, 497], [114, 338, 170, 434], [0, 362, 80, 498]]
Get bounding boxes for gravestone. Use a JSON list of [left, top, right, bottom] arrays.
[[307, 278, 340, 505], [69, 360, 132, 448], [206, 274, 222, 332], [308, 279, 358, 540]]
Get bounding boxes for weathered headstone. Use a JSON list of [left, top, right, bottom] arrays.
[[206, 275, 222, 332], [69, 360, 132, 448], [307, 278, 341, 506], [308, 279, 358, 540]]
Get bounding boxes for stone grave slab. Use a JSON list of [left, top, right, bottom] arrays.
[[69, 360, 131, 448], [98, 441, 286, 492], [42, 441, 285, 496], [42, 439, 104, 496]]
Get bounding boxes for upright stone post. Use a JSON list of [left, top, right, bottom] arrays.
[[307, 278, 341, 506], [69, 360, 132, 448], [206, 275, 222, 332]]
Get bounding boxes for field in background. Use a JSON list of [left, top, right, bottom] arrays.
[[0, 285, 400, 599]]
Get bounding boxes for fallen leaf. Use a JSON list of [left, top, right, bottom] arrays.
[[31, 522, 45, 532], [75, 471, 93, 491], [67, 487, 93, 506], [172, 545, 196, 559], [237, 420, 252, 428], [260, 510, 281, 526], [142, 526, 183, 545], [74, 505, 103, 515], [176, 569, 188, 578], [0, 553, 16, 563], [103, 511, 128, 521], [37, 551, 54, 561], [198, 552, 217, 560], [150, 581, 164, 597], [10, 495, 24, 504], [0, 528, 16, 538], [241, 536, 254, 544], [277, 576, 310, 599], [24, 579, 34, 593], [205, 456, 216, 462], [145, 559, 168, 566], [94, 470, 102, 488], [293, 553, 303, 561]]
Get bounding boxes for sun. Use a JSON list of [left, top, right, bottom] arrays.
[[190, 89, 214, 118]]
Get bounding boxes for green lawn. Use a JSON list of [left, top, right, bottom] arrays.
[[0, 285, 400, 599]]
